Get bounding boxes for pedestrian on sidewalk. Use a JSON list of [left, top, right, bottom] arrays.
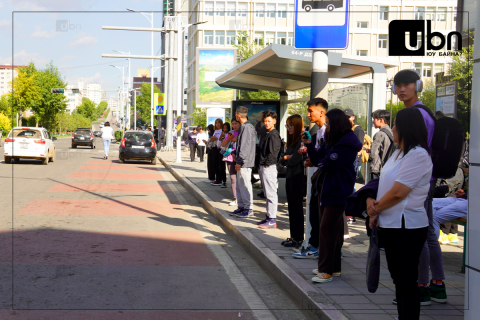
[[186, 127, 198, 161], [210, 119, 225, 186], [257, 111, 281, 229], [196, 125, 208, 162], [101, 121, 114, 160], [291, 98, 327, 254], [304, 108, 362, 284], [222, 119, 240, 205], [216, 123, 230, 188], [367, 107, 432, 320], [206, 124, 216, 183], [369, 110, 394, 180], [255, 112, 268, 198], [231, 106, 256, 219]]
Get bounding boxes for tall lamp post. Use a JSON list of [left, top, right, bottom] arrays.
[[111, 65, 126, 134], [113, 50, 131, 129]]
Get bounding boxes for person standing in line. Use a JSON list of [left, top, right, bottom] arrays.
[[369, 110, 393, 180], [257, 111, 282, 229], [101, 121, 114, 160], [186, 127, 198, 162], [280, 114, 305, 244], [292, 98, 328, 254], [230, 106, 256, 218], [216, 123, 230, 188], [196, 125, 208, 162], [206, 124, 216, 183], [222, 119, 240, 206], [255, 113, 268, 198], [209, 119, 224, 186], [303, 108, 362, 284], [367, 107, 432, 320]]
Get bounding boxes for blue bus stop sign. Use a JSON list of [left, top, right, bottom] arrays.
[[294, 0, 350, 50]]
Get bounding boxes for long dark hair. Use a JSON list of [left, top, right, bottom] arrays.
[[286, 114, 303, 148], [223, 122, 230, 133], [395, 107, 430, 156], [324, 108, 352, 145], [207, 124, 214, 137]]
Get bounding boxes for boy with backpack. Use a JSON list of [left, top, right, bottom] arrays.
[[369, 109, 394, 180]]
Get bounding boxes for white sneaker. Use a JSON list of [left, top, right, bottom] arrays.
[[344, 234, 350, 240], [229, 199, 237, 206], [312, 269, 341, 277], [206, 180, 214, 183]]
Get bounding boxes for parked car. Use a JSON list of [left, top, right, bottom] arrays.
[[72, 128, 96, 149], [94, 130, 102, 137], [119, 130, 157, 164], [4, 127, 57, 165], [99, 124, 104, 128]]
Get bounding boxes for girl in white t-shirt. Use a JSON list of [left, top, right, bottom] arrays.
[[101, 122, 115, 160], [367, 108, 432, 320]]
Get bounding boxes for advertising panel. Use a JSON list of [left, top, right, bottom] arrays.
[[137, 69, 150, 77], [435, 81, 457, 118], [231, 100, 281, 134], [196, 48, 236, 106], [206, 108, 226, 126]]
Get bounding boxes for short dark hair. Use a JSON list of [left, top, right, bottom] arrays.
[[263, 110, 277, 120], [223, 122, 231, 131], [435, 110, 445, 119], [307, 97, 328, 111], [371, 109, 391, 124], [184, 124, 188, 127], [395, 107, 430, 156], [104, 121, 110, 126], [324, 108, 352, 145], [236, 106, 248, 118], [394, 69, 420, 85], [197, 125, 203, 130]]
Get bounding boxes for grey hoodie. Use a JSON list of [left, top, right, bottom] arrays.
[[236, 120, 256, 168]]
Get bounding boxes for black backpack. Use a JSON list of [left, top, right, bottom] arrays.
[[414, 104, 465, 179], [379, 127, 397, 168]]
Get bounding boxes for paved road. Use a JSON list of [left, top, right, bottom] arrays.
[[0, 138, 314, 319]]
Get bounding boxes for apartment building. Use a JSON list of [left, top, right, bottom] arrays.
[[86, 83, 102, 105], [186, 0, 459, 112], [0, 64, 24, 96], [64, 85, 83, 114]]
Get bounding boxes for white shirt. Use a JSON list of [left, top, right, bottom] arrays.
[[377, 147, 433, 229], [213, 129, 223, 148], [315, 125, 326, 149], [196, 132, 208, 146], [101, 127, 114, 139]]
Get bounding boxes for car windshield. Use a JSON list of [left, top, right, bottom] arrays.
[[125, 133, 153, 141], [75, 130, 90, 135], [10, 129, 41, 139]]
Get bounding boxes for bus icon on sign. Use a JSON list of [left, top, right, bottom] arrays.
[[302, 0, 344, 12]]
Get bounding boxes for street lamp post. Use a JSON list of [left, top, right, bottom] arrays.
[[113, 50, 131, 129]]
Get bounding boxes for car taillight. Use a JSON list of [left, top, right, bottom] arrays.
[[34, 139, 46, 144], [151, 139, 155, 148], [121, 138, 126, 147], [90, 135, 94, 139], [72, 134, 75, 138], [5, 138, 14, 143]]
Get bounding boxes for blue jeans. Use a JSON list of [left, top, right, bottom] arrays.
[[102, 138, 111, 155]]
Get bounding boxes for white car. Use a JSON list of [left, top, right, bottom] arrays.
[[4, 127, 57, 165], [99, 123, 104, 128]]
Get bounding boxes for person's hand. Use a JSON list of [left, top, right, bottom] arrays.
[[284, 155, 292, 161], [366, 197, 380, 217], [455, 189, 465, 198], [304, 159, 314, 167], [301, 136, 312, 145], [203, 140, 207, 144], [235, 164, 241, 171], [369, 214, 379, 229]]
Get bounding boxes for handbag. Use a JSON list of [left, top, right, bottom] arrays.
[[366, 224, 381, 293]]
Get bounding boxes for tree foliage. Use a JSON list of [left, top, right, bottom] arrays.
[[135, 82, 161, 123], [0, 113, 12, 135], [9, 62, 41, 115], [56, 112, 92, 132], [287, 89, 310, 125], [191, 105, 206, 128], [75, 98, 97, 120]]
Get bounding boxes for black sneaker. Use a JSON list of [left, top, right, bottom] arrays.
[[392, 286, 432, 306], [257, 192, 266, 198], [221, 182, 227, 188]]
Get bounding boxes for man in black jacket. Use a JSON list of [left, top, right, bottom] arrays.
[[257, 110, 282, 229]]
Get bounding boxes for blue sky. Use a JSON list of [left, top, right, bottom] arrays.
[[0, 0, 166, 98]]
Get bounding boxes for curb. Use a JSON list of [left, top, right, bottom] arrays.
[[158, 155, 348, 320]]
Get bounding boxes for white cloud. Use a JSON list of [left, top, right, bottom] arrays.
[[0, 50, 48, 66], [30, 26, 57, 39], [68, 33, 98, 47], [61, 55, 77, 61], [0, 3, 4, 9], [0, 19, 10, 32], [66, 72, 103, 87]]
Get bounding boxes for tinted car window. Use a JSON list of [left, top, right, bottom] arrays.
[[11, 129, 41, 139], [75, 130, 91, 135], [125, 133, 153, 140]]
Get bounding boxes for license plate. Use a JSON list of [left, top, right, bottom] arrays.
[[20, 143, 28, 149], [132, 145, 143, 149], [79, 137, 85, 140]]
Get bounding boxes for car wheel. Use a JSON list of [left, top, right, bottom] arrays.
[[91, 144, 94, 149], [14, 158, 20, 162], [327, 4, 334, 11], [304, 5, 312, 12], [42, 157, 49, 165], [49, 150, 55, 162], [72, 145, 76, 149], [4, 156, 11, 164], [118, 157, 124, 163], [151, 157, 157, 165]]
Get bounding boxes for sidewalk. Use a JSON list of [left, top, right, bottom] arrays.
[[158, 151, 466, 320]]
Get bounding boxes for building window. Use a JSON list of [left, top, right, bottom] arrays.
[[378, 34, 387, 48], [184, 99, 187, 105], [426, 7, 435, 20], [255, 3, 264, 17], [433, 36, 444, 50], [205, 2, 214, 16], [288, 4, 294, 18], [226, 31, 236, 45], [277, 4, 287, 18], [265, 32, 275, 45], [277, 32, 286, 45], [254, 32, 264, 45], [379, 7, 389, 20], [357, 21, 368, 28], [437, 7, 447, 21], [215, 31, 225, 45], [453, 12, 457, 22], [237, 3, 247, 17], [216, 2, 225, 16], [356, 50, 368, 56], [423, 63, 432, 77], [227, 2, 235, 16], [204, 31, 213, 45], [434, 64, 444, 77], [267, 4, 275, 18], [415, 7, 424, 20], [287, 32, 293, 46]]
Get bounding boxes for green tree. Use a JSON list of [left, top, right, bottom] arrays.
[[191, 105, 207, 128], [385, 100, 406, 123], [95, 101, 108, 119], [418, 82, 436, 112], [0, 94, 11, 115], [75, 97, 97, 120], [287, 89, 311, 125], [9, 62, 41, 117], [448, 35, 473, 133], [135, 82, 161, 123], [0, 113, 12, 135]]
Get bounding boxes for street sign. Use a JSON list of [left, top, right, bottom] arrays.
[[294, 0, 350, 50], [154, 93, 166, 115], [51, 88, 65, 94]]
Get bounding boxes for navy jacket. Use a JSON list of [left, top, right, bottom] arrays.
[[306, 131, 363, 206]]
